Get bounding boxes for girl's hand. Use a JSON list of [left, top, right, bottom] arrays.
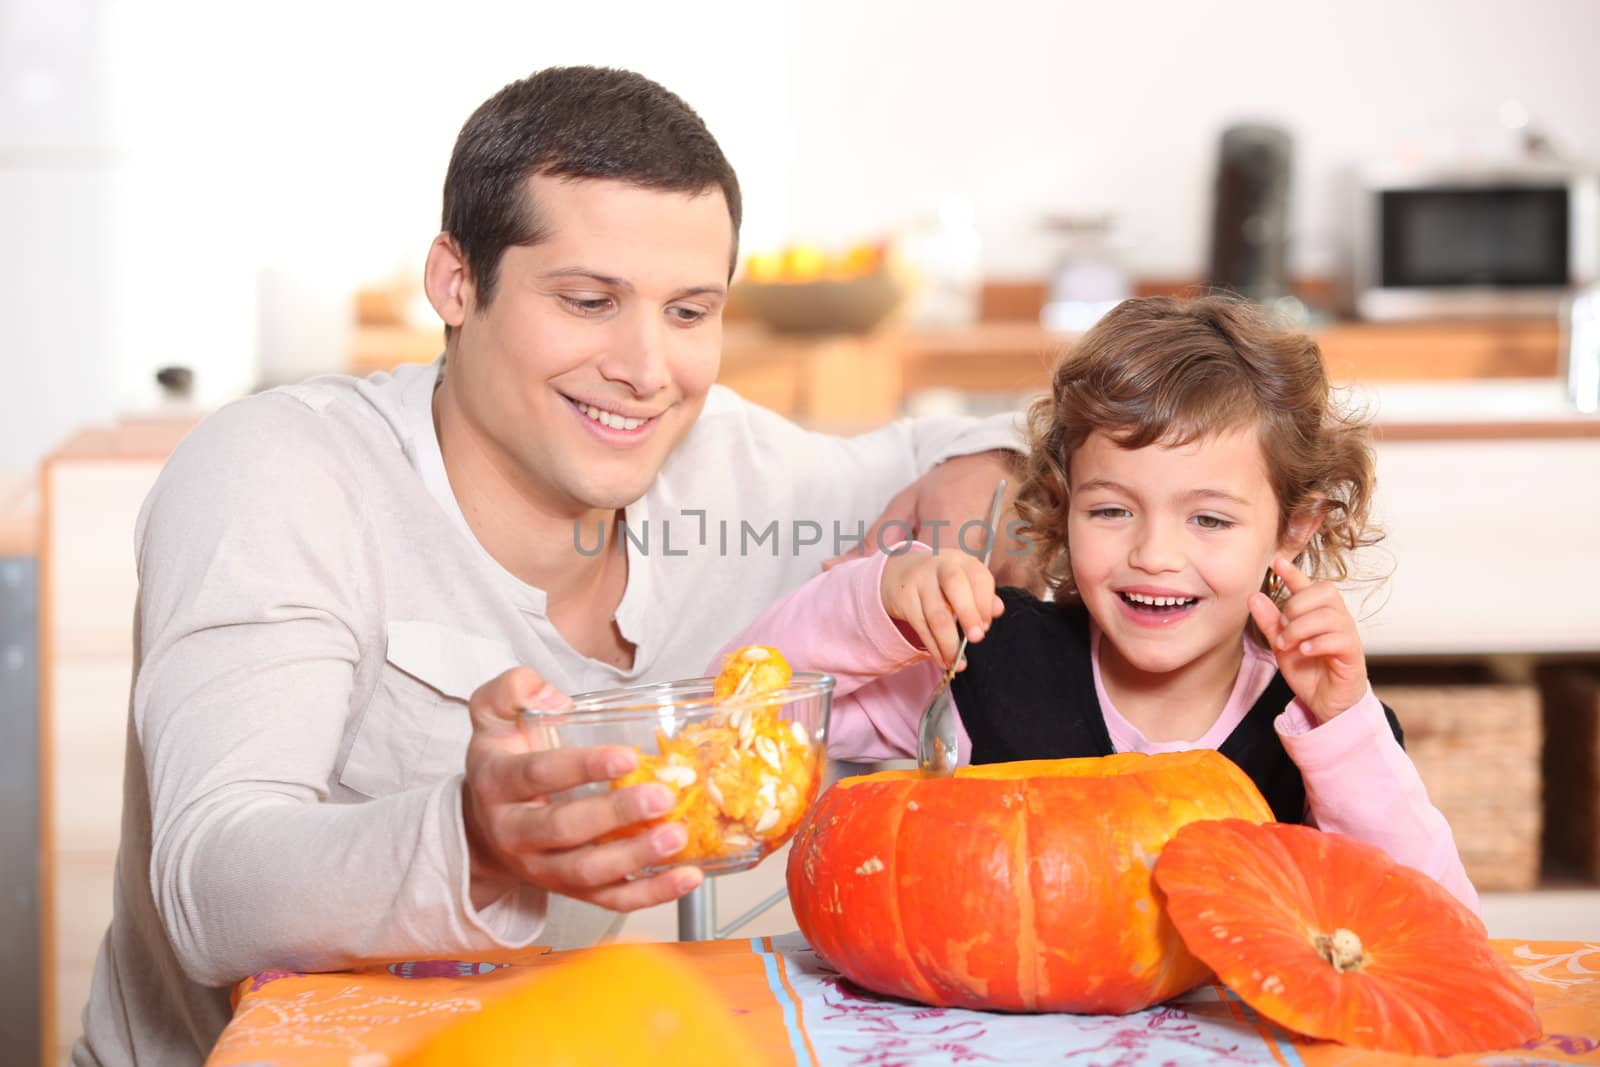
[[1247, 557, 1369, 724], [880, 547, 1004, 670]]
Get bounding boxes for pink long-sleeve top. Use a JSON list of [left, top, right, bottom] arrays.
[[711, 548, 1480, 912]]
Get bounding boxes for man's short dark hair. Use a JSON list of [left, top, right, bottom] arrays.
[[442, 66, 742, 309]]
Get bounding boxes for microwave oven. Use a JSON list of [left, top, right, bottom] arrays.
[[1352, 162, 1599, 320]]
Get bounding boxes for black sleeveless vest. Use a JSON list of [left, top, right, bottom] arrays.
[[950, 588, 1403, 824]]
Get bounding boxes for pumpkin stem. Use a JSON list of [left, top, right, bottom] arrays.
[[1312, 928, 1366, 973]]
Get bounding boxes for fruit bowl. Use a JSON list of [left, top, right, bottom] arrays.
[[520, 659, 833, 877], [734, 270, 904, 334]]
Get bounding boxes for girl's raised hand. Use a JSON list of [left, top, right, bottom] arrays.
[[880, 547, 1004, 671], [1247, 557, 1369, 724]]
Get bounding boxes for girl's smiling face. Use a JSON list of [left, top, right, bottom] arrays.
[[1067, 427, 1302, 687]]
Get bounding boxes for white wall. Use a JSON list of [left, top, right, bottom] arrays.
[[3, 0, 1598, 470], [1, 1, 117, 473]]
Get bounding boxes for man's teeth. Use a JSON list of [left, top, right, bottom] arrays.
[[1125, 592, 1196, 607], [577, 402, 647, 431]]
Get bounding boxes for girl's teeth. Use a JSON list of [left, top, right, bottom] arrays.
[[577, 402, 646, 431], [1126, 593, 1196, 607]]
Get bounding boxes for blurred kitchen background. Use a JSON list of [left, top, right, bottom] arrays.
[[5, 0, 1600, 454], [4, 1, 1600, 1064]]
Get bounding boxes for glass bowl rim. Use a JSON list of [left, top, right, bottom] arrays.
[[519, 671, 835, 727]]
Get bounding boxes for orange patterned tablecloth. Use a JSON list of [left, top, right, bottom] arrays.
[[207, 934, 1600, 1067]]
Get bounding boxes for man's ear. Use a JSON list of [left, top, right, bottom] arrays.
[[423, 233, 474, 329], [1281, 495, 1326, 558]]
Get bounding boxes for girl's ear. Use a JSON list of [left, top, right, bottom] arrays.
[[1281, 494, 1326, 558]]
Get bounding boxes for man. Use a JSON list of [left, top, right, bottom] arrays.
[[75, 66, 1021, 1066]]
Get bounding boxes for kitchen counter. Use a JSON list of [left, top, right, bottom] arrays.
[[718, 318, 1578, 431], [351, 316, 1571, 432], [1354, 379, 1600, 439]]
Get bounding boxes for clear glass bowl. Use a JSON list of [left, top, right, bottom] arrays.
[[520, 673, 834, 877]]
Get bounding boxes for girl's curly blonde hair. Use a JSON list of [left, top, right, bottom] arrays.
[[1016, 295, 1380, 612]]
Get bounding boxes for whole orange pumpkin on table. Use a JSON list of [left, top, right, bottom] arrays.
[[786, 749, 1275, 1014], [395, 942, 770, 1066]]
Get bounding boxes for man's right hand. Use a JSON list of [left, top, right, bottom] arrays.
[[461, 667, 703, 912]]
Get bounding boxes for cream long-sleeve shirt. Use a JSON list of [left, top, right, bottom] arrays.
[[74, 359, 1021, 1067]]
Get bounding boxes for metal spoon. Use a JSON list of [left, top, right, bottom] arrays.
[[915, 478, 1008, 775]]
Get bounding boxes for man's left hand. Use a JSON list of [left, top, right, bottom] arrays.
[[824, 450, 1041, 594]]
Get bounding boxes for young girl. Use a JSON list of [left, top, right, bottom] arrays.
[[715, 295, 1477, 910]]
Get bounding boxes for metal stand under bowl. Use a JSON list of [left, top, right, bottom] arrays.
[[676, 880, 792, 942]]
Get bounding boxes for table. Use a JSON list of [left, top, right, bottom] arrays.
[[207, 934, 1600, 1066]]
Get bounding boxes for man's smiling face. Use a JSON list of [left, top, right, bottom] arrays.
[[440, 173, 733, 516]]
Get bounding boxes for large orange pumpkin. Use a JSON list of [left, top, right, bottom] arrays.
[[786, 750, 1275, 1013], [395, 942, 770, 1066], [1153, 819, 1541, 1056]]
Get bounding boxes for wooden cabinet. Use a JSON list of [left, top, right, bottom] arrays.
[[1315, 319, 1560, 382], [39, 424, 185, 1067], [1352, 437, 1600, 656]]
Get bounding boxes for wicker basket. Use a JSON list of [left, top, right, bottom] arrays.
[[1372, 668, 1543, 892], [1538, 666, 1600, 883]]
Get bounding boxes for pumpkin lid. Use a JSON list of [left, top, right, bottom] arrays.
[[1153, 819, 1541, 1057]]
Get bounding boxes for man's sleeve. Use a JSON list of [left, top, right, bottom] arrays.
[[133, 397, 544, 988], [712, 387, 1025, 547]]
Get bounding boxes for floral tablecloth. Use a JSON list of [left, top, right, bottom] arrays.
[[207, 933, 1600, 1066]]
